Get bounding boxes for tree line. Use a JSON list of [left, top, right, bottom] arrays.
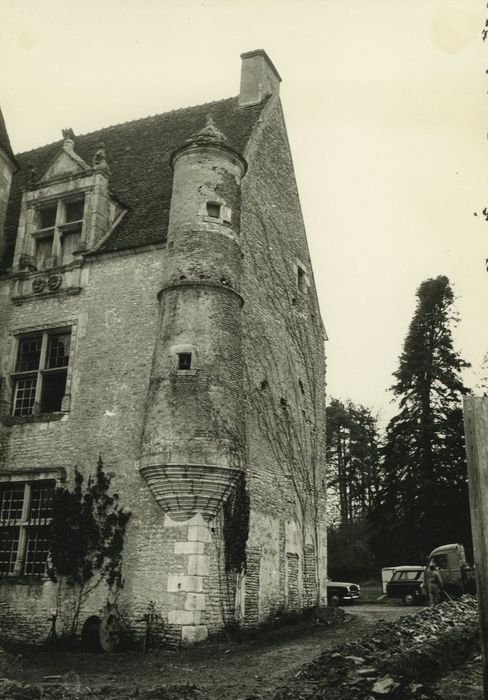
[[327, 275, 474, 579]]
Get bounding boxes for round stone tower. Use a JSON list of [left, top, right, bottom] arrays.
[[139, 117, 247, 521]]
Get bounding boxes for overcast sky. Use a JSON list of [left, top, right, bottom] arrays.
[[1, 0, 487, 423]]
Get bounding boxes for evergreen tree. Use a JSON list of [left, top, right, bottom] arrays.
[[477, 351, 488, 396], [326, 398, 381, 525], [371, 276, 471, 564]]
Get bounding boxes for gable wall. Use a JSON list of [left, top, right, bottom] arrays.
[[0, 249, 231, 642], [241, 99, 327, 615]]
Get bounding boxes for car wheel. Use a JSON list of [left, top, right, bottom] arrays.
[[329, 594, 341, 607], [403, 592, 416, 606]]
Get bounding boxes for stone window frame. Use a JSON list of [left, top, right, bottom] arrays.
[[6, 321, 77, 422], [170, 344, 198, 376], [32, 193, 86, 270], [294, 259, 309, 295], [0, 468, 65, 579], [177, 352, 192, 370], [203, 201, 232, 226]]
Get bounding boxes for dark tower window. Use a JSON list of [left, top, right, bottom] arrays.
[[297, 265, 307, 293], [177, 352, 192, 370], [206, 202, 221, 218]]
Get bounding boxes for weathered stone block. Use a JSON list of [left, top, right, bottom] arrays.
[[167, 609, 202, 626], [181, 624, 208, 644], [188, 525, 212, 543], [184, 593, 206, 611], [187, 554, 209, 576], [167, 574, 204, 593], [174, 541, 204, 555]]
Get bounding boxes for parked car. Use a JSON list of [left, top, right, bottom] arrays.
[[385, 566, 426, 606], [326, 578, 361, 606]]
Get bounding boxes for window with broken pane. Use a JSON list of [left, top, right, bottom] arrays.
[[12, 329, 71, 417], [33, 196, 85, 269]]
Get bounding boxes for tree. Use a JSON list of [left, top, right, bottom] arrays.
[[48, 456, 131, 639], [371, 276, 471, 564], [477, 351, 488, 396], [326, 398, 381, 526]]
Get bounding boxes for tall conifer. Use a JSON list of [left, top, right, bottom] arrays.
[[371, 276, 471, 563]]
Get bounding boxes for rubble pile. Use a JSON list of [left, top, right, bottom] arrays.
[[271, 596, 479, 699], [433, 653, 483, 699]]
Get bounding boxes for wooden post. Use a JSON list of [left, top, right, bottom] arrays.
[[463, 396, 488, 695]]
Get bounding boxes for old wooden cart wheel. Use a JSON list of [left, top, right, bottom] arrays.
[[81, 613, 120, 652], [99, 612, 121, 652]]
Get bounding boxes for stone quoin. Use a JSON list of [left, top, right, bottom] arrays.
[[0, 50, 328, 646]]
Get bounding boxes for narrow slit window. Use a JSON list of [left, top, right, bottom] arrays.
[[297, 266, 307, 293], [177, 352, 192, 370]]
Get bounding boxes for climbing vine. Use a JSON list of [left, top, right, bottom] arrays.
[[48, 456, 131, 638], [223, 472, 250, 573]]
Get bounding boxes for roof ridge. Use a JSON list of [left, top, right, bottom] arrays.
[[15, 95, 239, 158]]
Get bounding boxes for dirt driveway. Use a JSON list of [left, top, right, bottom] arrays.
[[9, 604, 419, 700]]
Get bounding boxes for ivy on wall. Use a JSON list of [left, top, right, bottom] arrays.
[[48, 456, 131, 638], [223, 472, 250, 573]]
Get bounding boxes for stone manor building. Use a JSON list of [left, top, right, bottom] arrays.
[[0, 51, 327, 645]]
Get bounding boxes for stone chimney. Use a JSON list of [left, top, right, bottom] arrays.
[[239, 50, 282, 106]]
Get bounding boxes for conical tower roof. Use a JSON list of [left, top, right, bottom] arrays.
[[185, 115, 228, 145], [171, 112, 246, 174]]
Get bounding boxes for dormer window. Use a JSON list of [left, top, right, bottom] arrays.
[[33, 196, 85, 270]]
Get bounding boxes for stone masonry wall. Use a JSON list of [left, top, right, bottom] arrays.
[[0, 92, 327, 643], [0, 248, 225, 643], [241, 97, 328, 616]]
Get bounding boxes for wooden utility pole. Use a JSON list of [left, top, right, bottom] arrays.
[[463, 396, 488, 695]]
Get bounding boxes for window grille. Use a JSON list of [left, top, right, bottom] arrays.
[[0, 480, 54, 577]]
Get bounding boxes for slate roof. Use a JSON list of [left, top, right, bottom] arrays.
[[1, 97, 266, 269]]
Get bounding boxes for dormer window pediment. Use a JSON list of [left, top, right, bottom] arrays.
[[39, 136, 90, 185]]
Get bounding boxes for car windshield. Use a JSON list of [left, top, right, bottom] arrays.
[[391, 570, 422, 581]]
